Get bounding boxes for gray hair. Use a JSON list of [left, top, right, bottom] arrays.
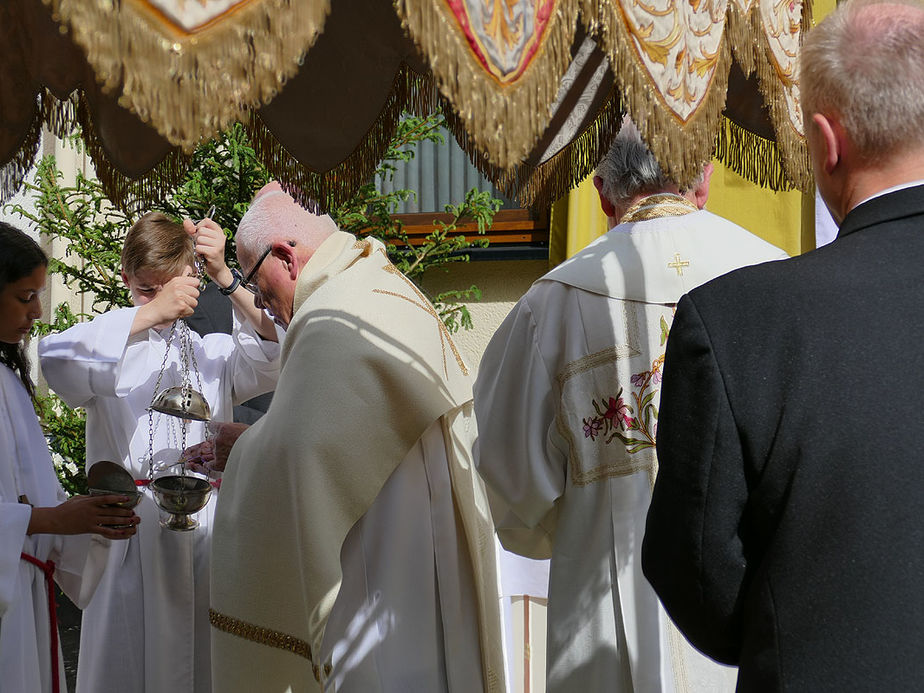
[[595, 119, 696, 208], [236, 182, 338, 260], [800, 0, 924, 161]]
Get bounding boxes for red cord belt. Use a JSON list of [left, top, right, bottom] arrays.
[[20, 552, 59, 693]]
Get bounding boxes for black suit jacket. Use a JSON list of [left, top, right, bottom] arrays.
[[642, 185, 924, 691]]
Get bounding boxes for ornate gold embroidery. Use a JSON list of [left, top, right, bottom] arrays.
[[373, 258, 469, 377], [352, 239, 375, 256], [619, 193, 698, 223], [209, 608, 313, 662]]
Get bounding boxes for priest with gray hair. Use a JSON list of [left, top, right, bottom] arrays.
[[473, 119, 787, 692], [199, 182, 505, 693]]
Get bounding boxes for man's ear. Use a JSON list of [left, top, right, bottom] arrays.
[[594, 176, 617, 218], [812, 113, 841, 175], [692, 162, 713, 209], [121, 270, 130, 287], [273, 241, 300, 280]]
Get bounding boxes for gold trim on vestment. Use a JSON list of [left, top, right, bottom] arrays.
[[554, 302, 661, 486], [619, 193, 698, 223], [375, 256, 469, 377], [209, 608, 313, 663]]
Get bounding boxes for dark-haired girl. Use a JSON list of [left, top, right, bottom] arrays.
[[0, 221, 139, 693]]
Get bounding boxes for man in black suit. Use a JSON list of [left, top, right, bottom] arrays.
[[642, 2, 924, 690]]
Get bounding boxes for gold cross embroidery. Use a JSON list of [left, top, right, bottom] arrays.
[[373, 252, 468, 377], [667, 253, 690, 276]]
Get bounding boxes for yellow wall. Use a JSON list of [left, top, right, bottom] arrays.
[[705, 160, 811, 257], [550, 158, 816, 265]]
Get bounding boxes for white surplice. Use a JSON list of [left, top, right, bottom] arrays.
[[38, 306, 281, 693], [0, 364, 109, 693], [474, 208, 788, 692]]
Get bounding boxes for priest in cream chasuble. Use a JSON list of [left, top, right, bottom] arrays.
[[474, 124, 788, 692], [208, 184, 504, 693]]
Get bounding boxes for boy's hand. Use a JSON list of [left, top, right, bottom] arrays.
[[184, 218, 233, 289], [130, 268, 199, 335], [147, 272, 199, 323]]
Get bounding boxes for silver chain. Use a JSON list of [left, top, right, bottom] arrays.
[[144, 319, 209, 482]]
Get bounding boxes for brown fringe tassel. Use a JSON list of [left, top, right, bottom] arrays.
[[46, 0, 331, 153], [724, 0, 813, 192], [714, 116, 793, 191], [19, 89, 192, 213], [0, 100, 44, 206], [2, 89, 189, 211], [247, 66, 443, 213]]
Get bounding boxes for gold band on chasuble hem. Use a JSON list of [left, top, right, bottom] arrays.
[[209, 608, 313, 662]]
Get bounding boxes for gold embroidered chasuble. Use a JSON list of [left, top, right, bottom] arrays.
[[474, 199, 789, 690], [209, 232, 504, 691]]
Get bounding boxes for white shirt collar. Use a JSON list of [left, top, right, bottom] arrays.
[[856, 179, 924, 209]]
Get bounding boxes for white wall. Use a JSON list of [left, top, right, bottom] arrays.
[[419, 258, 547, 375], [2, 134, 93, 385]]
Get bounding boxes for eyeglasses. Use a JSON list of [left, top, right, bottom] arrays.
[[240, 246, 273, 296], [238, 240, 296, 296]]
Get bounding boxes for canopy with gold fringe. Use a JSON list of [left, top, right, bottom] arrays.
[[0, 0, 815, 213]]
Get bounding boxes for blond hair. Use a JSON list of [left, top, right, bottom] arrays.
[[800, 0, 924, 161], [121, 212, 195, 279]]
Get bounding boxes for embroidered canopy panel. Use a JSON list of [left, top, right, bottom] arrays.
[[0, 0, 813, 211]]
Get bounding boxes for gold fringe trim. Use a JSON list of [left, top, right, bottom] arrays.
[[583, 0, 734, 188], [45, 0, 331, 153], [725, 0, 813, 191], [2, 3, 814, 214], [395, 0, 582, 170], [583, 0, 813, 191], [491, 88, 625, 210], [714, 115, 792, 190]]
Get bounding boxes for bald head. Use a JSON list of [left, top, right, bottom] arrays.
[[800, 0, 924, 162], [236, 182, 338, 263], [234, 183, 340, 328]]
